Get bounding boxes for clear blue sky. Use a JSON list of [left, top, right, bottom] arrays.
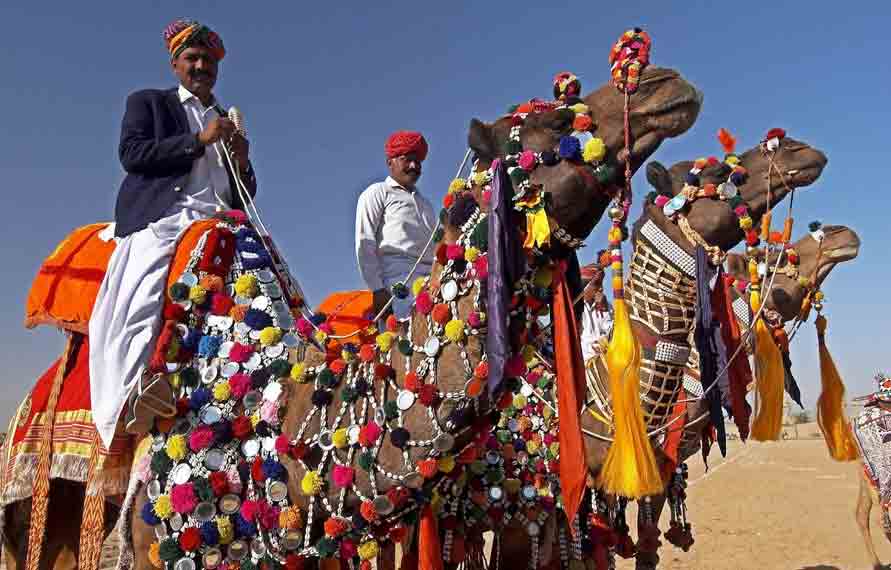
[[2, 1, 888, 423]]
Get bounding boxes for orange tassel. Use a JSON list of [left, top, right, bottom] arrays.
[[718, 128, 737, 154], [418, 505, 443, 570], [815, 316, 859, 461], [782, 217, 794, 243], [749, 262, 785, 441], [760, 212, 773, 241]]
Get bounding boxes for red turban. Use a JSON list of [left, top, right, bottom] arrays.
[[385, 131, 428, 161], [164, 19, 226, 61]]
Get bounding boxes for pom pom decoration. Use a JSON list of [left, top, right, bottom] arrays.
[[558, 136, 581, 160], [583, 138, 606, 163], [301, 471, 324, 495], [717, 128, 737, 154], [448, 178, 467, 194], [165, 435, 187, 461], [445, 319, 465, 342], [259, 326, 282, 346], [234, 274, 259, 298], [609, 28, 652, 94]]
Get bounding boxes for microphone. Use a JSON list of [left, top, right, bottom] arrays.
[[228, 106, 246, 138]]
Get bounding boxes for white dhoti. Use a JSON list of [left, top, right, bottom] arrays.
[[580, 303, 614, 364], [89, 209, 205, 448]]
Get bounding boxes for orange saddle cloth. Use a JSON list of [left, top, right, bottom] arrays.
[[316, 290, 374, 338]]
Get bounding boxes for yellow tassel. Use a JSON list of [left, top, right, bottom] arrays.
[[815, 316, 859, 461], [760, 211, 772, 241], [598, 297, 663, 498], [749, 277, 785, 441], [782, 217, 794, 243]]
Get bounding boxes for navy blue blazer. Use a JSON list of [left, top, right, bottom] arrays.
[[114, 87, 257, 237]]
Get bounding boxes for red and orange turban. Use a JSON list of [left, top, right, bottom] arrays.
[[385, 131, 428, 161], [164, 19, 226, 61]]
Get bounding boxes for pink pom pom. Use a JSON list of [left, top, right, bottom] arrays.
[[654, 195, 670, 207], [474, 255, 488, 280], [505, 354, 526, 377], [446, 244, 465, 261], [171, 483, 197, 514], [518, 150, 537, 171], [525, 371, 541, 385], [468, 312, 482, 328], [229, 343, 254, 363], [261, 400, 280, 425], [543, 434, 556, 445], [188, 425, 214, 452], [296, 318, 314, 338], [415, 291, 433, 314], [734, 205, 748, 216], [257, 501, 280, 530], [333, 465, 355, 488], [319, 322, 334, 335], [241, 499, 259, 522], [482, 189, 492, 206], [275, 435, 291, 454], [230, 374, 252, 399], [226, 467, 243, 494], [340, 540, 358, 560], [224, 210, 248, 223]]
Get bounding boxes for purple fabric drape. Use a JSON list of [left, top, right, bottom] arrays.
[[694, 246, 727, 456], [486, 161, 525, 393]]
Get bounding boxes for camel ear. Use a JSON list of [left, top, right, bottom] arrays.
[[468, 119, 496, 161], [646, 161, 672, 194], [724, 253, 748, 278]]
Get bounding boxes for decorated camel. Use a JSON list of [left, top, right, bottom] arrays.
[[1, 52, 702, 570], [635, 222, 861, 570]]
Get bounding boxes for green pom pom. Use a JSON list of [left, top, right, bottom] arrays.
[[485, 468, 505, 484], [316, 538, 338, 557], [317, 369, 337, 388], [180, 367, 199, 389], [645, 191, 657, 204], [496, 430, 512, 444], [384, 401, 399, 420], [809, 220, 822, 232], [358, 452, 374, 471], [169, 283, 190, 302], [504, 140, 522, 155], [159, 538, 183, 561], [594, 164, 615, 184], [397, 339, 413, 356], [194, 478, 214, 502], [728, 196, 743, 209], [151, 451, 172, 475], [537, 377, 552, 390], [267, 359, 291, 378], [341, 387, 358, 403], [470, 218, 489, 251], [242, 561, 258, 570], [509, 168, 528, 185], [432, 227, 445, 243]]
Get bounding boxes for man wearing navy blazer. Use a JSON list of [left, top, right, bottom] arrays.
[[89, 19, 258, 445]]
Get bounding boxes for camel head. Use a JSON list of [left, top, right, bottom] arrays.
[[725, 224, 860, 321], [467, 66, 701, 245], [645, 132, 828, 253]]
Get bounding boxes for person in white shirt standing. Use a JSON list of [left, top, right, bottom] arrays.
[[580, 255, 614, 364], [355, 131, 437, 321], [89, 19, 256, 446]]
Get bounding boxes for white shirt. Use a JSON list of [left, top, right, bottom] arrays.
[[355, 177, 436, 316], [170, 85, 232, 217], [580, 301, 614, 363]]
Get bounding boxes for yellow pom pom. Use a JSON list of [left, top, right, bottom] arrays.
[[332, 428, 349, 449], [148, 543, 163, 568], [234, 275, 259, 298], [526, 440, 540, 454], [313, 330, 328, 345], [570, 103, 590, 115], [583, 137, 606, 163], [438, 455, 456, 473], [739, 216, 753, 230], [217, 516, 234, 544], [376, 332, 395, 352], [301, 471, 324, 495], [250, 412, 261, 427], [548, 442, 560, 456], [815, 291, 825, 301], [188, 285, 207, 304], [165, 435, 187, 461], [153, 494, 173, 519], [259, 326, 282, 346], [412, 277, 427, 296], [533, 267, 553, 288], [169, 372, 182, 390], [358, 540, 380, 561], [471, 170, 490, 187], [512, 394, 528, 408], [279, 507, 304, 530], [213, 381, 231, 402], [608, 227, 622, 242], [448, 178, 466, 194], [290, 362, 306, 382], [444, 320, 465, 342], [542, 406, 553, 420], [464, 246, 480, 263]]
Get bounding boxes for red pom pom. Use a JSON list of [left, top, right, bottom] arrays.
[[404, 372, 421, 392], [359, 422, 382, 447], [163, 303, 186, 322], [572, 115, 593, 132], [324, 518, 349, 537], [374, 363, 394, 380], [179, 526, 202, 551], [386, 314, 399, 332], [209, 471, 229, 497], [745, 230, 760, 247], [232, 416, 253, 440], [210, 293, 235, 316], [330, 359, 346, 375], [389, 525, 408, 543], [706, 156, 720, 167], [443, 194, 455, 209], [360, 500, 379, 522], [435, 243, 448, 265], [288, 443, 308, 460], [474, 361, 489, 380], [418, 459, 438, 478], [176, 397, 191, 417], [252, 456, 265, 483], [286, 555, 307, 570], [386, 487, 410, 508], [765, 128, 786, 141], [431, 304, 451, 325], [359, 344, 376, 363], [418, 384, 439, 407], [446, 244, 465, 261]]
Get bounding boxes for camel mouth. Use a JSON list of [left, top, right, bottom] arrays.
[[630, 84, 703, 119]]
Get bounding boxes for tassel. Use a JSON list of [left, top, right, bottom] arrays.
[[748, 261, 785, 441], [418, 505, 443, 570], [815, 316, 859, 461], [598, 226, 662, 498], [760, 212, 772, 241], [782, 217, 794, 243], [78, 431, 106, 570]]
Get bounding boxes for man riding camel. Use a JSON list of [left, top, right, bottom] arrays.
[[355, 131, 436, 321], [89, 19, 257, 447]]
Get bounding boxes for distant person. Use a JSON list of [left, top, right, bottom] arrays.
[[355, 131, 436, 320], [89, 19, 257, 445], [580, 255, 613, 363]]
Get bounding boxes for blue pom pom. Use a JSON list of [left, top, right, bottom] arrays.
[[141, 500, 161, 526], [200, 521, 220, 545], [262, 458, 286, 481], [182, 329, 203, 351], [540, 150, 559, 166], [212, 419, 232, 441], [237, 462, 250, 483], [235, 514, 258, 538], [513, 439, 527, 452], [558, 136, 581, 160], [244, 309, 273, 331], [730, 172, 746, 186], [197, 335, 222, 358], [309, 313, 327, 326], [685, 172, 699, 186], [189, 387, 211, 411], [241, 251, 272, 270], [391, 282, 409, 300]]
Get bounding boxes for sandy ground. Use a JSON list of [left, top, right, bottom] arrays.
[[3, 425, 886, 570]]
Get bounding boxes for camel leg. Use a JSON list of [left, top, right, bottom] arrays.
[[2, 482, 85, 570], [857, 473, 883, 570], [130, 488, 158, 570], [498, 526, 533, 570], [635, 494, 666, 570]]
